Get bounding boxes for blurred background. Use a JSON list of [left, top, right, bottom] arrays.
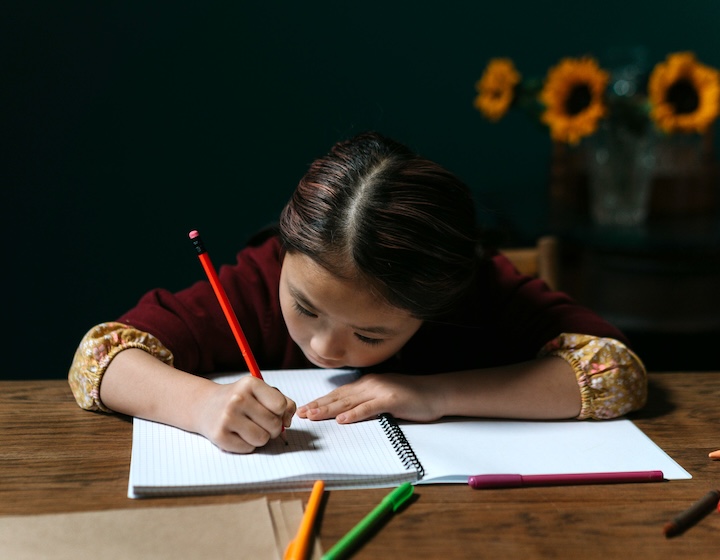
[[4, 1, 720, 380]]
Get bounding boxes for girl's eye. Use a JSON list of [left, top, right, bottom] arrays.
[[293, 301, 317, 318], [355, 333, 384, 346]]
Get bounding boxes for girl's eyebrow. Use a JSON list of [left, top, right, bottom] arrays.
[[288, 285, 398, 336]]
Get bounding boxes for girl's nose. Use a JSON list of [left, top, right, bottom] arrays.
[[311, 329, 346, 361]]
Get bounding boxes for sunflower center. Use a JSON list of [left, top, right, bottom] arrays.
[[666, 78, 699, 114], [564, 84, 592, 115]]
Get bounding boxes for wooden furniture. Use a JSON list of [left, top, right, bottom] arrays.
[[546, 131, 720, 369], [556, 224, 720, 332], [1, 374, 719, 559], [501, 235, 559, 290]]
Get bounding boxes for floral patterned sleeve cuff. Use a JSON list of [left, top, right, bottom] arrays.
[[68, 322, 174, 413], [539, 333, 648, 420]]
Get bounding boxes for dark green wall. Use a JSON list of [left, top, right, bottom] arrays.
[[5, 1, 720, 379]]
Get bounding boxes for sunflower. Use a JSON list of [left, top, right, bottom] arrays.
[[539, 57, 609, 145], [648, 51, 720, 134], [473, 58, 521, 122]]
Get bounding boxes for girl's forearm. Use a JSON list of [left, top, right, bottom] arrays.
[[431, 356, 581, 419], [100, 348, 213, 432]]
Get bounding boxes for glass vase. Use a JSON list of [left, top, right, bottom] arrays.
[[585, 124, 657, 227]]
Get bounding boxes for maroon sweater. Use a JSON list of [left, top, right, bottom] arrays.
[[118, 236, 627, 376]]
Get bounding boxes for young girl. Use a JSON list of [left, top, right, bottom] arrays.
[[69, 131, 647, 454]]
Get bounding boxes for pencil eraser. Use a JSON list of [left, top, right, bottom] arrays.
[[189, 230, 199, 239]]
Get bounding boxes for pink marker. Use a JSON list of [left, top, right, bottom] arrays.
[[468, 470, 665, 489]]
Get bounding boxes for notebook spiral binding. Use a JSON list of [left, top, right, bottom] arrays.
[[379, 413, 425, 479]]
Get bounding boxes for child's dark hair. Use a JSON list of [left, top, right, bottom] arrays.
[[279, 131, 478, 319]]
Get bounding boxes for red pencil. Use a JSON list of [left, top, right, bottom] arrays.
[[189, 230, 262, 378], [188, 230, 286, 442]]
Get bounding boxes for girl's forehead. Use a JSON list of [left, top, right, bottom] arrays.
[[282, 252, 418, 329], [283, 252, 377, 303]]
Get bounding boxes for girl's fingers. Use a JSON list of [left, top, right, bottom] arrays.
[[207, 378, 296, 452]]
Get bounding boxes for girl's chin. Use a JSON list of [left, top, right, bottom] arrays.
[[307, 355, 345, 369]]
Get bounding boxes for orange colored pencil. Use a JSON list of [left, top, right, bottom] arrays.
[[284, 480, 325, 560]]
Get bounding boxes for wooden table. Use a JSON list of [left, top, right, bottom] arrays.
[[2, 373, 719, 559]]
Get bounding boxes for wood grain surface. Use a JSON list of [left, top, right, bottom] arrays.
[[1, 373, 719, 559]]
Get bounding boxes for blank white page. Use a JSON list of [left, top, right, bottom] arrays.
[[396, 417, 692, 483]]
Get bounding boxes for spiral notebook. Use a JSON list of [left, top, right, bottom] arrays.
[[128, 369, 690, 498]]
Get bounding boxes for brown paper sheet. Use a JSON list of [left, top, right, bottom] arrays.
[[270, 499, 323, 560], [0, 498, 321, 559]]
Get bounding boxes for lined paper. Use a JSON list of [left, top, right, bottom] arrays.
[[129, 369, 417, 497]]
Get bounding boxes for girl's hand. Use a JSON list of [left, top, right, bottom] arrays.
[[296, 373, 441, 424], [194, 376, 296, 453]]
